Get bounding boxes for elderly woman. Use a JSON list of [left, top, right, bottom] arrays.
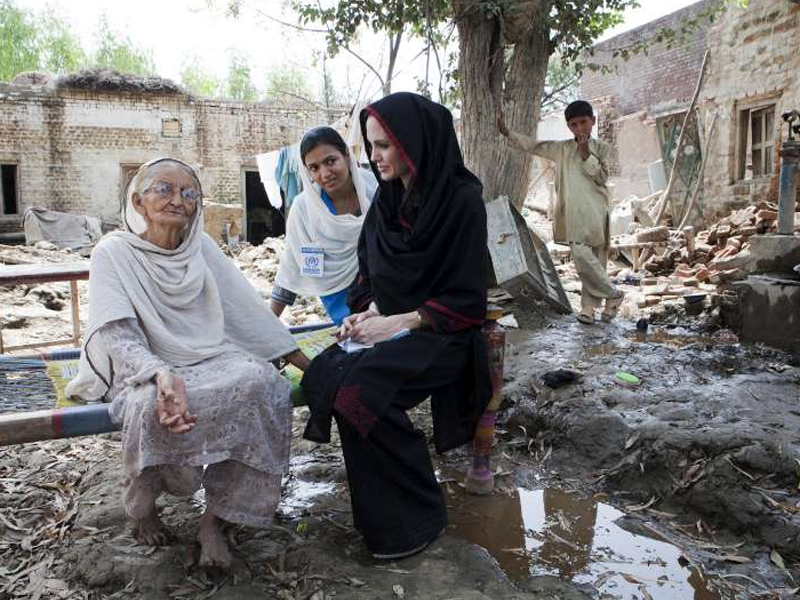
[[271, 126, 377, 325], [301, 93, 492, 560], [66, 158, 309, 569]]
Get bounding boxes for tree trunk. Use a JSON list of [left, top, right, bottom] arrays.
[[453, 0, 550, 205], [383, 31, 403, 96]]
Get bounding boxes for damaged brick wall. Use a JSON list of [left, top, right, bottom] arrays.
[[0, 83, 346, 234], [591, 97, 620, 177], [699, 0, 800, 220], [580, 0, 714, 117]]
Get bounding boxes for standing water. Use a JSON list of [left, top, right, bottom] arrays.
[[442, 479, 729, 599]]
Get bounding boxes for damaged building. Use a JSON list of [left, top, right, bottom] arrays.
[[581, 0, 800, 223], [581, 0, 800, 349], [0, 70, 347, 243]]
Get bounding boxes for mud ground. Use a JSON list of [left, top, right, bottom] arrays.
[[2, 238, 800, 599], [3, 309, 800, 599]]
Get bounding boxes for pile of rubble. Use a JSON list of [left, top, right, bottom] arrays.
[[611, 200, 800, 310], [231, 238, 328, 326], [0, 238, 327, 352]]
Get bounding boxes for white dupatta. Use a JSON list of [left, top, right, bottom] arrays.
[[274, 155, 376, 297], [66, 158, 297, 401]]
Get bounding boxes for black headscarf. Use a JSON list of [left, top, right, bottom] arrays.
[[302, 93, 492, 453], [352, 92, 488, 331]]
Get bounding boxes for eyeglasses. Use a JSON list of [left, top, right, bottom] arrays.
[[143, 181, 202, 203]]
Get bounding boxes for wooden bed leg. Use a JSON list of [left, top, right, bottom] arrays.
[[466, 306, 506, 495], [631, 246, 640, 271], [70, 280, 81, 347]]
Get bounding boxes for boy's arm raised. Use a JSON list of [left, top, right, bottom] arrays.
[[497, 111, 560, 161], [581, 139, 609, 186]]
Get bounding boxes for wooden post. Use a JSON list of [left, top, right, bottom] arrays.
[[70, 279, 81, 347], [652, 49, 710, 227], [631, 246, 641, 271], [466, 306, 506, 495], [683, 226, 696, 255]]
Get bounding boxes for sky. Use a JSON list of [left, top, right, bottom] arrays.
[[14, 0, 706, 101]]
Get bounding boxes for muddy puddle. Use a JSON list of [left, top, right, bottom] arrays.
[[278, 466, 337, 517], [582, 330, 719, 359], [626, 329, 718, 347], [506, 326, 729, 363], [440, 474, 729, 599]]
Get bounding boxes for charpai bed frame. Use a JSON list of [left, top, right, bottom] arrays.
[[0, 316, 506, 495]]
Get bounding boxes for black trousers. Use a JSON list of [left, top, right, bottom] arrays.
[[334, 353, 467, 556]]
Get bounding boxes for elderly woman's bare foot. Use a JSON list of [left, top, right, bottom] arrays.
[[198, 509, 232, 569], [133, 511, 170, 546]]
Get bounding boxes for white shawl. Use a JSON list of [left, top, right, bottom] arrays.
[[274, 156, 376, 297], [66, 175, 297, 401]]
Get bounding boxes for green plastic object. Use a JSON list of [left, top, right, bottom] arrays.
[[614, 371, 641, 387]]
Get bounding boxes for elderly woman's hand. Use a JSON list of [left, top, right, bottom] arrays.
[[155, 370, 198, 434]]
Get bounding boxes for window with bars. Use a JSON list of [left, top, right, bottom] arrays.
[[737, 104, 776, 180]]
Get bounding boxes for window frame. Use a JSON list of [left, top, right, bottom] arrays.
[[734, 95, 779, 183]]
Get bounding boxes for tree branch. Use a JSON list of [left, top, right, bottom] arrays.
[[540, 76, 579, 107], [342, 46, 386, 88], [245, 3, 386, 90], [248, 6, 327, 33], [271, 88, 329, 110]]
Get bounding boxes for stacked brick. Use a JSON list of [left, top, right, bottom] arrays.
[[630, 201, 800, 308]]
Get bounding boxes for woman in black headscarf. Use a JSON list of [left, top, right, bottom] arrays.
[[301, 92, 491, 560]]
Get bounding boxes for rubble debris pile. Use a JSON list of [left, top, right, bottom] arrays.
[[610, 200, 800, 311]]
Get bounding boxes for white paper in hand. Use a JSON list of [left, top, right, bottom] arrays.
[[338, 328, 411, 354]]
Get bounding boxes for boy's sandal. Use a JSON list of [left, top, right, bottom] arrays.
[[576, 308, 594, 325], [601, 291, 625, 322]]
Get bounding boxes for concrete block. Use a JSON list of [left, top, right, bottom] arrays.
[[710, 251, 752, 272], [738, 226, 757, 237], [749, 234, 800, 274], [728, 276, 800, 351]]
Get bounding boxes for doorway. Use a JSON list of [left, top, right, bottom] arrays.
[[244, 170, 284, 244]]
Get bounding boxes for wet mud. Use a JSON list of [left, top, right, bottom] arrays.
[[3, 312, 800, 598], [442, 474, 726, 599]]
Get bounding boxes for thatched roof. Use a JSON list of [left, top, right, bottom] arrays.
[[55, 69, 187, 95], [12, 72, 50, 86]]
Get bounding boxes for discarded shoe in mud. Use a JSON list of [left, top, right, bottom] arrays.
[[541, 369, 582, 388], [601, 290, 625, 322], [614, 371, 641, 388]]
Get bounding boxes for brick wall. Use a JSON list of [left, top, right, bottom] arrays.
[[699, 0, 800, 219], [581, 0, 715, 116], [0, 84, 347, 233]]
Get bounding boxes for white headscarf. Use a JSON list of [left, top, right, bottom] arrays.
[[274, 152, 376, 297], [66, 158, 297, 401]]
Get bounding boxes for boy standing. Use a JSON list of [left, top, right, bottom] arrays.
[[498, 100, 623, 324]]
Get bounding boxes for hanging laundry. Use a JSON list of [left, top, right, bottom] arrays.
[[255, 150, 283, 210], [274, 143, 304, 210]]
